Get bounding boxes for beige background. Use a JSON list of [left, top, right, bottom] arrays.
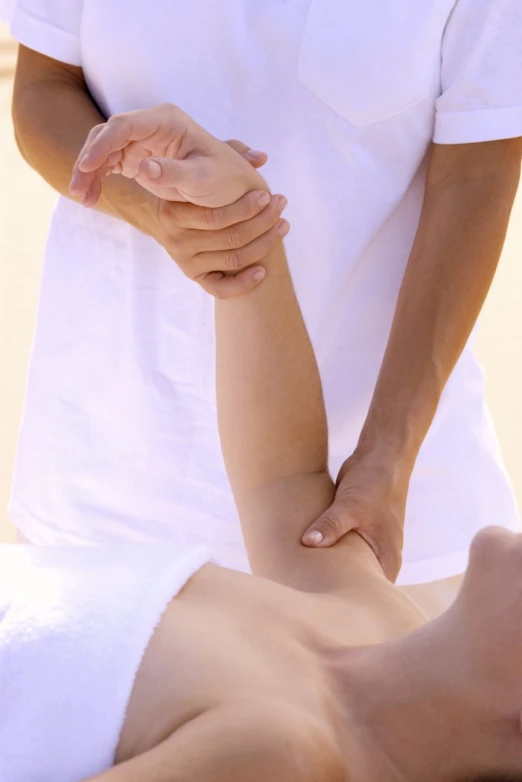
[[1, 28, 521, 545]]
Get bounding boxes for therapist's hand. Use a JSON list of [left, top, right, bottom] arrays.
[[301, 452, 408, 582], [150, 188, 289, 297]]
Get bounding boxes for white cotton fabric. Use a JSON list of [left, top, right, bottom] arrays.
[[0, 0, 15, 23], [8, 0, 522, 585], [0, 542, 211, 782]]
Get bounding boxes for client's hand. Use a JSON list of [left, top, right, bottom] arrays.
[[301, 452, 407, 582], [70, 104, 269, 207], [70, 104, 289, 297]]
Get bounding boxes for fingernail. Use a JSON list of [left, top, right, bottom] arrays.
[[79, 153, 90, 170], [247, 149, 264, 159], [276, 219, 290, 236], [146, 160, 162, 179], [258, 192, 270, 207], [277, 196, 288, 210], [253, 268, 266, 282], [69, 173, 79, 191], [305, 531, 324, 545]]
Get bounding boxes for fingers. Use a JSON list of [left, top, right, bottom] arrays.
[[225, 139, 268, 169], [69, 124, 107, 205], [197, 266, 267, 298], [77, 105, 186, 173], [183, 218, 289, 278], [302, 504, 403, 581], [69, 104, 191, 204], [161, 190, 272, 232], [302, 504, 353, 548], [163, 196, 288, 272]]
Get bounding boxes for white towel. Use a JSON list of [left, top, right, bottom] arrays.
[[0, 542, 211, 782]]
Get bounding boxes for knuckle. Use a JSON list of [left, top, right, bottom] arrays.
[[243, 191, 259, 212], [89, 123, 105, 140], [107, 113, 125, 126], [227, 226, 245, 249], [165, 234, 183, 258], [203, 208, 218, 228], [318, 512, 345, 539], [158, 201, 178, 226], [161, 102, 182, 121], [157, 199, 170, 218], [224, 250, 242, 271]]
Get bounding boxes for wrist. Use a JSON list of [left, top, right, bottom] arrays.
[[99, 175, 159, 236], [356, 382, 441, 477], [338, 446, 411, 518], [354, 420, 420, 485]]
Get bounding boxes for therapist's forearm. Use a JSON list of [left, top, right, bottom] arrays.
[[12, 47, 155, 233], [358, 139, 522, 474]]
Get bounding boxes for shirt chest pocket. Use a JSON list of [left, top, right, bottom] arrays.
[[298, 0, 457, 127]]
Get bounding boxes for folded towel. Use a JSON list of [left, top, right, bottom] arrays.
[[0, 542, 211, 781]]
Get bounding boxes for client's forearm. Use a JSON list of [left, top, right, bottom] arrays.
[[216, 243, 328, 497]]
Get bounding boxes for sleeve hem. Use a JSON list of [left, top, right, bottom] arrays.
[[11, 6, 81, 66], [434, 106, 522, 145]]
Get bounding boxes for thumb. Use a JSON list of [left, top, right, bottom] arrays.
[[137, 156, 204, 195], [225, 139, 268, 169], [302, 504, 355, 548]]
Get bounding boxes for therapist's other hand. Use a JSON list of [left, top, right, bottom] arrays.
[[301, 453, 407, 582], [151, 190, 289, 298], [70, 103, 269, 208]]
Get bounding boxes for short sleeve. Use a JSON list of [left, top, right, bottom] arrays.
[[10, 0, 83, 66], [434, 0, 522, 144]]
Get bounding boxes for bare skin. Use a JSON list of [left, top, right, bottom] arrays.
[[113, 537, 424, 778], [76, 110, 522, 782], [82, 527, 522, 782]]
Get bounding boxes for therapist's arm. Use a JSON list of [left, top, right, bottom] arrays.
[[12, 46, 284, 297], [12, 46, 157, 230], [303, 138, 522, 580]]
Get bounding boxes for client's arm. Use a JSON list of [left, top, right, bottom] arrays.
[[215, 242, 348, 589]]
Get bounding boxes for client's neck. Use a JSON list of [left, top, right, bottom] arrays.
[[335, 616, 522, 782]]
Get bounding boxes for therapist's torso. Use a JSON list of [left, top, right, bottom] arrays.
[[9, 0, 521, 583]]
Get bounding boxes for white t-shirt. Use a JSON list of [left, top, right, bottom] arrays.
[[7, 0, 522, 584]]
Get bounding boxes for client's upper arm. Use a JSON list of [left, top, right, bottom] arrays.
[[85, 702, 340, 782]]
